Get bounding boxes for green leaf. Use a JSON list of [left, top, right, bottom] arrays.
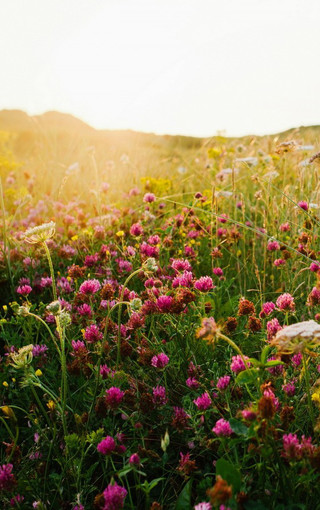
[[260, 345, 271, 364], [247, 358, 261, 367], [229, 418, 249, 436], [264, 360, 285, 367], [216, 458, 241, 493], [236, 368, 259, 385], [175, 479, 192, 510]]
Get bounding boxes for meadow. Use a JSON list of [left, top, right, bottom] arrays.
[[1, 113, 320, 509]]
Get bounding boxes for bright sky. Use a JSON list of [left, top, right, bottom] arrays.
[[1, 0, 320, 137]]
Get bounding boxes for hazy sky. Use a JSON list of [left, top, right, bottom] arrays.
[[1, 0, 320, 137]]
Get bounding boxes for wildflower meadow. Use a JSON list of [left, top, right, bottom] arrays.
[[1, 119, 320, 509]]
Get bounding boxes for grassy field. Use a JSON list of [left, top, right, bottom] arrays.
[[1, 111, 320, 509]]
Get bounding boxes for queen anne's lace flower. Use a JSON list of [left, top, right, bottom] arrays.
[[23, 221, 56, 244], [271, 320, 320, 354]]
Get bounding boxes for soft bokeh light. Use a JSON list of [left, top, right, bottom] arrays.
[[1, 0, 320, 136]]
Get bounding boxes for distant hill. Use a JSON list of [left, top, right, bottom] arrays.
[[0, 109, 319, 142], [0, 109, 94, 135]]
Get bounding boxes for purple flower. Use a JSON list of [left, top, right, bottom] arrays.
[[259, 301, 275, 318], [216, 375, 231, 391], [276, 293, 295, 311], [186, 377, 200, 389], [130, 223, 144, 236], [156, 295, 173, 313], [194, 503, 212, 510], [194, 276, 214, 292], [267, 318, 283, 340], [97, 436, 116, 455], [129, 453, 140, 465], [105, 387, 125, 408], [282, 381, 296, 396], [16, 284, 32, 296], [0, 463, 16, 491], [298, 201, 308, 211], [152, 385, 168, 406], [212, 418, 233, 437], [151, 353, 169, 368], [193, 392, 212, 410], [32, 344, 48, 358], [79, 279, 101, 295], [84, 324, 103, 343], [230, 355, 250, 373], [102, 481, 127, 510], [143, 192, 156, 203], [171, 258, 192, 272]]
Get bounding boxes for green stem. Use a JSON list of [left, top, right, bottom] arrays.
[[302, 352, 315, 430], [27, 312, 61, 355], [42, 240, 57, 301], [0, 177, 14, 295], [30, 385, 51, 427], [116, 268, 143, 368]]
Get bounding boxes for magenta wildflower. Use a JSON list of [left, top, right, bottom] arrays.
[[16, 284, 32, 296], [129, 453, 140, 465], [172, 271, 193, 288], [298, 200, 308, 211], [186, 377, 200, 389], [282, 433, 301, 460], [130, 223, 144, 236], [267, 318, 283, 340], [71, 340, 86, 352], [84, 324, 103, 343], [0, 463, 16, 491], [266, 356, 284, 375], [194, 276, 214, 292], [143, 192, 156, 203], [152, 385, 168, 406], [32, 344, 48, 358], [97, 436, 116, 455], [105, 387, 125, 408], [276, 293, 295, 311], [193, 392, 212, 410], [151, 353, 169, 368], [156, 295, 173, 313], [282, 381, 296, 396], [100, 364, 111, 379], [78, 279, 101, 295], [194, 503, 212, 510], [230, 355, 250, 373], [171, 258, 192, 272], [307, 287, 320, 306], [259, 301, 275, 318], [292, 352, 302, 367], [241, 409, 257, 421], [212, 418, 233, 437], [77, 303, 92, 317], [216, 375, 231, 391], [10, 494, 24, 506], [40, 276, 52, 288], [310, 262, 320, 272], [102, 481, 127, 510], [267, 240, 280, 251], [274, 258, 285, 266], [279, 222, 290, 232], [213, 267, 224, 277]]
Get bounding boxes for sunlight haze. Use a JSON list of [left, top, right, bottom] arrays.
[[1, 0, 320, 137]]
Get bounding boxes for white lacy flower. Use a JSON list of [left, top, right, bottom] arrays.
[[272, 320, 320, 354], [23, 221, 56, 244]]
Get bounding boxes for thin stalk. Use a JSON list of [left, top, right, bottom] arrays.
[[42, 240, 57, 301], [0, 177, 14, 294], [302, 353, 315, 430]]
